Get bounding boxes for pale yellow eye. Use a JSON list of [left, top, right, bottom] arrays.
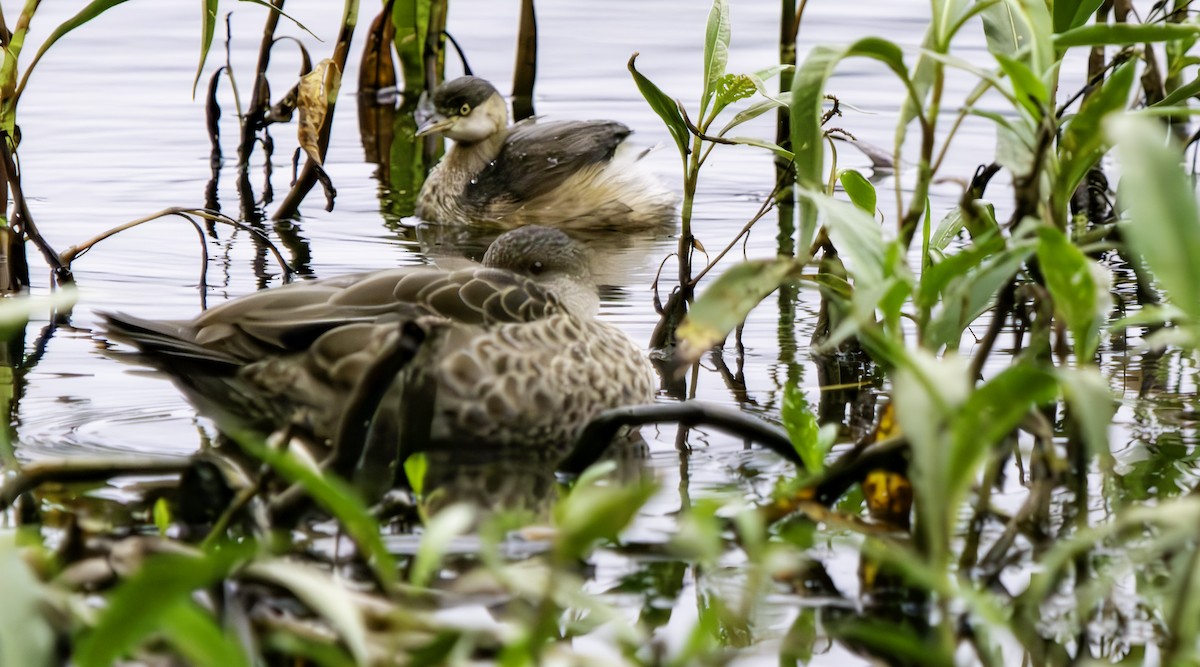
[[459, 103, 471, 115]]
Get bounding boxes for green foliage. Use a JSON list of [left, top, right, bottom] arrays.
[[781, 381, 825, 472], [1112, 115, 1200, 331], [75, 546, 254, 667], [235, 434, 398, 589], [553, 462, 658, 561], [0, 537, 55, 667]]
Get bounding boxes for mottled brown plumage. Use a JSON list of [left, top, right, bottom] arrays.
[[415, 76, 677, 229], [102, 227, 655, 491]]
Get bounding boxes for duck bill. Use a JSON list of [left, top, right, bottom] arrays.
[[416, 115, 455, 137]]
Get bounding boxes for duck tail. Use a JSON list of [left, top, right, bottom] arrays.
[[100, 311, 242, 374]]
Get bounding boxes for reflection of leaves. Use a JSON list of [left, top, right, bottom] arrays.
[[297, 59, 342, 165]]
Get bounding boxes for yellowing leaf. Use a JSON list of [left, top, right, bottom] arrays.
[[297, 59, 342, 166]]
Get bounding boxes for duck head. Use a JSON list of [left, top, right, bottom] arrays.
[[417, 76, 509, 143], [483, 226, 598, 316]]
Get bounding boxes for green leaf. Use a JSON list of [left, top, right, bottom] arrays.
[[153, 497, 171, 535], [1054, 0, 1105, 33], [1156, 72, 1200, 108], [949, 365, 1057, 486], [1110, 115, 1200, 321], [994, 52, 1048, 117], [243, 559, 372, 664], [404, 452, 429, 496], [196, 0, 219, 95], [803, 191, 887, 285], [410, 504, 474, 587], [837, 169, 876, 214], [1054, 60, 1135, 220], [716, 92, 789, 136], [1055, 23, 1200, 49], [1057, 367, 1115, 459], [235, 435, 397, 589], [981, 0, 1054, 77], [1035, 226, 1109, 359], [14, 0, 133, 103], [710, 73, 756, 119], [0, 538, 55, 667], [781, 381, 823, 472], [791, 37, 911, 249], [628, 53, 690, 164], [75, 546, 253, 667], [700, 0, 731, 118], [156, 601, 251, 667], [676, 258, 799, 364], [554, 467, 657, 561]]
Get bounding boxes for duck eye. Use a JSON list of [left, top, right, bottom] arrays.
[[529, 260, 544, 275], [459, 103, 471, 116]]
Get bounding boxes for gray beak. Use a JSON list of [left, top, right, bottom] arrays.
[[416, 113, 455, 137]]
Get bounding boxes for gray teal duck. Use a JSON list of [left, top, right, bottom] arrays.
[[102, 226, 656, 494]]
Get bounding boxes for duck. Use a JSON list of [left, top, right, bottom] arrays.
[[101, 226, 656, 497], [414, 76, 678, 229]]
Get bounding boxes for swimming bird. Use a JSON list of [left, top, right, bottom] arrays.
[[414, 76, 678, 229], [102, 226, 656, 496]]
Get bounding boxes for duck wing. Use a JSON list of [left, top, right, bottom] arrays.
[[464, 119, 631, 209], [104, 266, 565, 367]]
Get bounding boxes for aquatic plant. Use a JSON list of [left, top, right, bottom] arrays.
[[633, 0, 1200, 661]]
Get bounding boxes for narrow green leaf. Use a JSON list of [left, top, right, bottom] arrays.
[[628, 53, 690, 164], [1057, 367, 1115, 460], [0, 538, 55, 667], [802, 191, 887, 285], [981, 0, 1054, 77], [410, 504, 474, 587], [1054, 0, 1105, 33], [235, 436, 398, 589], [837, 169, 876, 214], [238, 0, 320, 40], [726, 135, 793, 159], [243, 559, 372, 664], [1036, 226, 1109, 359], [1055, 23, 1200, 49], [195, 0, 219, 95], [554, 469, 657, 561], [949, 365, 1057, 486], [782, 382, 823, 472], [791, 37, 911, 249], [1156, 72, 1200, 108], [75, 547, 252, 667], [994, 52, 1048, 115], [676, 259, 799, 364], [157, 601, 251, 667], [700, 0, 731, 118], [1055, 60, 1135, 216], [1110, 115, 1200, 321], [715, 93, 789, 136]]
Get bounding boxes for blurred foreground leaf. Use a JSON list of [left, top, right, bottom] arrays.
[[676, 259, 798, 364], [1111, 115, 1200, 326]]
